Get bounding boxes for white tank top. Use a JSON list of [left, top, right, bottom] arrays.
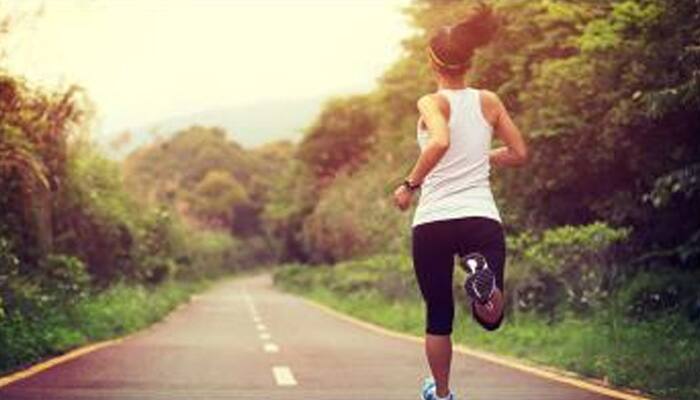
[[413, 87, 501, 227]]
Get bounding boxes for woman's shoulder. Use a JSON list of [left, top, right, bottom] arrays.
[[477, 89, 500, 104], [476, 89, 503, 127], [417, 92, 450, 120]]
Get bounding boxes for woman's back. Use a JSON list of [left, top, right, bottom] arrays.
[[413, 88, 501, 227]]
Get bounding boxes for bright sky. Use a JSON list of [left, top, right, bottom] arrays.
[[2, 0, 412, 137]]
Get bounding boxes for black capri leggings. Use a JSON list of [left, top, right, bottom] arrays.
[[412, 216, 506, 335]]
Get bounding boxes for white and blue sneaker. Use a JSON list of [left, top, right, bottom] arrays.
[[420, 377, 455, 400]]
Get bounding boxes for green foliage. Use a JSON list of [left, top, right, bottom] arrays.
[[189, 170, 249, 227], [0, 75, 83, 194], [507, 223, 629, 316], [176, 231, 237, 280], [275, 254, 418, 301], [617, 269, 700, 323], [123, 126, 267, 233], [122, 127, 294, 268], [276, 0, 699, 280], [34, 255, 90, 304], [1, 1, 698, 396], [645, 163, 700, 209], [0, 63, 250, 378], [297, 95, 377, 183], [125, 126, 255, 198], [53, 143, 138, 282], [0, 280, 205, 374], [131, 208, 181, 284], [0, 236, 20, 319], [486, 0, 699, 247], [261, 160, 318, 262], [299, 166, 411, 264], [0, 73, 85, 260]]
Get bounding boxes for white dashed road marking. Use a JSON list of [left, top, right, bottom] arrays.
[[272, 366, 297, 386], [263, 343, 280, 353], [245, 289, 296, 386]]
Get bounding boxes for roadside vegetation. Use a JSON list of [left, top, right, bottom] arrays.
[[271, 2, 700, 399], [0, 70, 243, 374], [1, 0, 698, 398], [0, 279, 206, 373], [275, 247, 700, 400], [0, 14, 281, 374]]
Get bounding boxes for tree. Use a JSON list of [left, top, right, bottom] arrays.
[[189, 170, 249, 228], [297, 95, 377, 185]]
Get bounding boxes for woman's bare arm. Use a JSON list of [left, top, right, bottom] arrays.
[[406, 93, 451, 185], [481, 90, 528, 167]]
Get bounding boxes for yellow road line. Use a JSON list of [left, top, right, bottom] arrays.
[[0, 338, 123, 388], [300, 297, 653, 400]]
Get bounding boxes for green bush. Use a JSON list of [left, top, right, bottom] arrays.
[[1, 253, 90, 320], [0, 280, 204, 374], [0, 236, 20, 319], [35, 254, 90, 304], [281, 223, 632, 320], [176, 230, 237, 280], [54, 144, 140, 284], [507, 222, 629, 317], [299, 165, 412, 264], [129, 208, 181, 284], [616, 270, 700, 323], [277, 254, 420, 302]]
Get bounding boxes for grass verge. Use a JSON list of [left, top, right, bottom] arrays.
[[274, 258, 700, 400], [0, 279, 210, 376]]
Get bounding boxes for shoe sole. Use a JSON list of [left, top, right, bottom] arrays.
[[460, 252, 496, 305], [464, 267, 496, 305]]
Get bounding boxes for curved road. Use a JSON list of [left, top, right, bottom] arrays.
[[1, 274, 619, 399]]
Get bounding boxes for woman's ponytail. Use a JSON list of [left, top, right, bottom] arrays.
[[428, 2, 499, 74], [452, 2, 499, 55]]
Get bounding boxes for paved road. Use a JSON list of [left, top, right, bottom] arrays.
[[0, 274, 617, 399]]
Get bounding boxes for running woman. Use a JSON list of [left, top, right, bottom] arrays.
[[392, 4, 528, 400]]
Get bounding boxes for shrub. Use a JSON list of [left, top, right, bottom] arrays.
[[617, 270, 700, 323], [0, 236, 20, 317], [35, 254, 90, 304], [275, 254, 420, 303], [507, 222, 630, 318], [176, 230, 236, 280]]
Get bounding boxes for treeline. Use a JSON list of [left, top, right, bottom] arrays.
[[0, 73, 252, 371], [272, 1, 700, 396], [122, 126, 295, 266], [269, 0, 700, 320], [0, 77, 245, 288]]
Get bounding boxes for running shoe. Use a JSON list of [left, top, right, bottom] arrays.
[[459, 252, 496, 305], [420, 377, 455, 400]]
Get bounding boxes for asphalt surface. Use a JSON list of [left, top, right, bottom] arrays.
[[0, 274, 618, 399]]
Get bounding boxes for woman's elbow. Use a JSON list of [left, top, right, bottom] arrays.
[[434, 138, 450, 152], [515, 147, 528, 166]]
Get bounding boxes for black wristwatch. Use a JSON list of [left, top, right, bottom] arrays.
[[402, 179, 421, 192]]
